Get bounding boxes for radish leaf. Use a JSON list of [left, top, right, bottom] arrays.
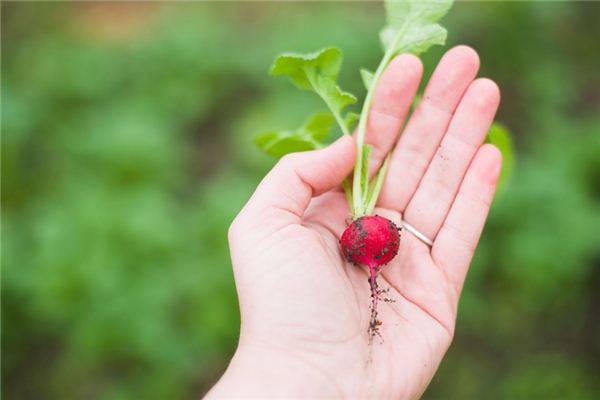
[[255, 113, 334, 157], [271, 47, 357, 135], [381, 0, 453, 56], [360, 68, 375, 90], [344, 112, 360, 132]]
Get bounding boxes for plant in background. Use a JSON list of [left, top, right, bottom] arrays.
[[256, 0, 512, 339]]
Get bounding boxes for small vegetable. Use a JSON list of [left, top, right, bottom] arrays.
[[340, 216, 401, 339]]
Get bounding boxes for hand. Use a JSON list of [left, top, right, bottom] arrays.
[[208, 46, 501, 399]]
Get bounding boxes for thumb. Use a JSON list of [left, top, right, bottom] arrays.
[[240, 135, 356, 227]]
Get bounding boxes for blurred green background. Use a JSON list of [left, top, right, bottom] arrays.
[[2, 2, 600, 399]]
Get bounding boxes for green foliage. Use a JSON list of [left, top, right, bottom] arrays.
[[254, 113, 332, 157], [271, 47, 357, 131], [270, 48, 355, 108], [343, 112, 361, 132], [360, 68, 375, 90], [260, 0, 457, 218], [257, 47, 358, 159], [380, 0, 453, 55], [2, 2, 599, 399]]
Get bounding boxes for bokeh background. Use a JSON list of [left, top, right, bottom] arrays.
[[3, 1, 600, 399]]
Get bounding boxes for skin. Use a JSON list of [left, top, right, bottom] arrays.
[[208, 46, 502, 399]]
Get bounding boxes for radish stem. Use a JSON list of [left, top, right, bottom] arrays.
[[352, 23, 409, 218]]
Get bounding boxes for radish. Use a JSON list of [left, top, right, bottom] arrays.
[[256, 0, 458, 341], [340, 215, 401, 339]]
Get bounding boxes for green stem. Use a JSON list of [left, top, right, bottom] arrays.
[[365, 153, 391, 215], [304, 71, 354, 213], [326, 100, 351, 136], [351, 52, 391, 216], [351, 23, 409, 218], [305, 72, 351, 136], [328, 104, 354, 213]]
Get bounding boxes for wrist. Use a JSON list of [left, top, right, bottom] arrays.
[[207, 341, 343, 399]]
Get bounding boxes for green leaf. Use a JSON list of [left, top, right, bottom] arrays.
[[270, 47, 342, 90], [255, 113, 334, 158], [270, 47, 357, 127], [381, 0, 454, 56], [305, 112, 336, 142], [344, 112, 360, 132], [360, 68, 375, 90], [485, 122, 514, 193]]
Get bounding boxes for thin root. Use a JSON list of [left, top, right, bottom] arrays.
[[367, 267, 384, 344]]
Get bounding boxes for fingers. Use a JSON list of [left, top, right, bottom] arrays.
[[361, 54, 423, 176], [237, 135, 356, 230], [402, 78, 500, 240], [431, 144, 502, 292], [379, 45, 480, 210]]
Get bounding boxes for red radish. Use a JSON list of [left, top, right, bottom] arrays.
[[340, 215, 401, 339]]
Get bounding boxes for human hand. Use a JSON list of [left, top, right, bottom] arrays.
[[208, 46, 501, 399]]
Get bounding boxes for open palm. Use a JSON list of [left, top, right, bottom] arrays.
[[209, 46, 501, 399]]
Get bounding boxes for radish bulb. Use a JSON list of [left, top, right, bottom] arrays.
[[340, 215, 401, 339]]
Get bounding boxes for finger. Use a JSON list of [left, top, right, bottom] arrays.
[[402, 78, 500, 240], [360, 53, 422, 176], [379, 45, 480, 210], [238, 135, 356, 229], [432, 144, 502, 293]]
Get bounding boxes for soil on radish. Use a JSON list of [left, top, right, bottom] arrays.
[[339, 215, 401, 341]]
